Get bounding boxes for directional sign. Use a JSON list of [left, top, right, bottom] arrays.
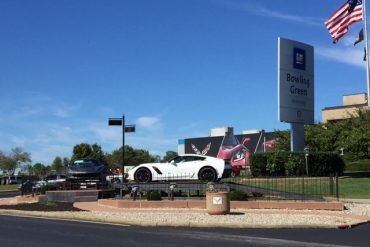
[[124, 125, 136, 133], [108, 118, 123, 126]]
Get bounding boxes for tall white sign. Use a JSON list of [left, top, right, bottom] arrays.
[[278, 38, 314, 124]]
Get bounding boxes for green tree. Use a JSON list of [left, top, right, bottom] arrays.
[[338, 109, 370, 159], [105, 145, 158, 170], [30, 163, 50, 178], [0, 147, 31, 175], [63, 157, 70, 167], [273, 130, 290, 151], [51, 156, 65, 174], [161, 151, 178, 162], [273, 109, 370, 161], [71, 143, 106, 163]]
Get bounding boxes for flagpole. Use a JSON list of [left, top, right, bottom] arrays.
[[364, 0, 370, 107]]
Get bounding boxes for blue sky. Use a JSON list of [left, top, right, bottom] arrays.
[[0, 0, 367, 165]]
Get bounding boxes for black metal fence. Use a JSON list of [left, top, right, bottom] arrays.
[[20, 173, 340, 201], [114, 174, 340, 201]]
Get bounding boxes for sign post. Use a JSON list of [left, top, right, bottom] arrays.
[[278, 37, 314, 151], [108, 115, 135, 189]]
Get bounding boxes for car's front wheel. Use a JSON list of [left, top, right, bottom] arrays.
[[198, 167, 217, 182], [134, 168, 152, 183]]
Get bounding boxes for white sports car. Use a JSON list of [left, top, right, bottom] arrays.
[[126, 154, 231, 182]]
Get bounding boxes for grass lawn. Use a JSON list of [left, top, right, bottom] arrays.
[[0, 184, 19, 191], [345, 159, 370, 172], [222, 177, 370, 199], [223, 177, 334, 198], [338, 177, 370, 199]]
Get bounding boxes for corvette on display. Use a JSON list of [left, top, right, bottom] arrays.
[[126, 154, 232, 182], [66, 158, 110, 188]]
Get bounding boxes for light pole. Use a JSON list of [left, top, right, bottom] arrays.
[[304, 147, 309, 176], [108, 115, 135, 189]]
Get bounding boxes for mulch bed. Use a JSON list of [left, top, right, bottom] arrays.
[[0, 202, 85, 212]]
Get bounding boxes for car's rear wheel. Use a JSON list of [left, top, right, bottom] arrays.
[[198, 167, 217, 182], [134, 168, 152, 183]]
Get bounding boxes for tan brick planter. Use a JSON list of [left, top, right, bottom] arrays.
[[206, 191, 230, 215]]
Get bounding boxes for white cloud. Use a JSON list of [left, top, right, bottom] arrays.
[[126, 135, 177, 156], [258, 7, 323, 26], [89, 124, 121, 143], [10, 135, 27, 147], [136, 116, 161, 128], [12, 106, 45, 120], [53, 108, 70, 118], [316, 46, 366, 68], [219, 0, 322, 26]]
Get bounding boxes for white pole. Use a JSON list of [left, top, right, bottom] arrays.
[[363, 0, 370, 107]]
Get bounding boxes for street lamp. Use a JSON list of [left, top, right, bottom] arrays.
[[108, 115, 135, 191], [304, 147, 309, 176]]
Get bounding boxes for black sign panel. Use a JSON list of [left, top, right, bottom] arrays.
[[124, 125, 136, 132], [108, 118, 123, 126]]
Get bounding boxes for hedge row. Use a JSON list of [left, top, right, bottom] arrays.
[[250, 152, 345, 177]]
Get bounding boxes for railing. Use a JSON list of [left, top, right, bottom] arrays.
[[20, 173, 340, 201], [113, 173, 339, 201]]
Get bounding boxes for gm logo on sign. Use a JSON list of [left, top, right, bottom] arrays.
[[293, 47, 306, 71]]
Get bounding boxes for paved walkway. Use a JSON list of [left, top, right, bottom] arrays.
[[72, 200, 370, 229], [1, 196, 369, 229]]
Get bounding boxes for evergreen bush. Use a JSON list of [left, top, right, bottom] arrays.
[[250, 153, 268, 177], [230, 190, 249, 201], [146, 190, 162, 201], [250, 152, 344, 177]]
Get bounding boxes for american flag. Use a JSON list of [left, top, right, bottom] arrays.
[[325, 0, 363, 43]]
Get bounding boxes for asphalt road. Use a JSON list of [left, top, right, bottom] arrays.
[[0, 215, 368, 247]]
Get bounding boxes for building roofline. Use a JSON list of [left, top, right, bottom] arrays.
[[322, 103, 367, 111], [343, 92, 367, 97]]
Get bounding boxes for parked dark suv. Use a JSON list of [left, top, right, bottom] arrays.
[[66, 158, 110, 189]]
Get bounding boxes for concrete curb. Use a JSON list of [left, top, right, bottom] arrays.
[[97, 199, 345, 211], [1, 207, 368, 229], [0, 209, 340, 229], [0, 196, 368, 229], [0, 190, 18, 193], [337, 219, 370, 229]]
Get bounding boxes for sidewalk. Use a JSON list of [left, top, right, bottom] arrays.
[[71, 199, 370, 229], [1, 196, 369, 229]]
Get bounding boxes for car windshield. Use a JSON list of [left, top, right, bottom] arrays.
[[221, 134, 239, 147], [72, 160, 100, 167], [170, 156, 205, 163], [170, 156, 184, 163]]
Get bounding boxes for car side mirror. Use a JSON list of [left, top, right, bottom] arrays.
[[170, 160, 176, 165]]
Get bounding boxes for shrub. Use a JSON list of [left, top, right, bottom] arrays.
[[230, 190, 249, 201], [285, 152, 306, 176], [266, 152, 287, 176], [146, 190, 162, 201], [250, 151, 344, 177], [40, 184, 57, 195], [250, 153, 268, 177], [308, 152, 345, 176]]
